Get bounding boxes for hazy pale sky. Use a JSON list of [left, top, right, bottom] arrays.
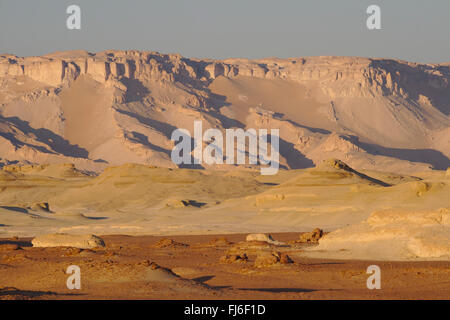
[[0, 0, 449, 63]]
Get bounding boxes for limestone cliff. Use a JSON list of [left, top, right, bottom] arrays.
[[0, 50, 448, 173]]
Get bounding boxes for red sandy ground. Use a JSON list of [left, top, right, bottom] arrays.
[[0, 233, 449, 300]]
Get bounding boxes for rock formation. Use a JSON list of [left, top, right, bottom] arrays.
[[309, 208, 450, 260], [0, 50, 448, 173], [298, 228, 324, 243], [31, 233, 105, 249], [254, 251, 293, 267], [246, 233, 283, 245]]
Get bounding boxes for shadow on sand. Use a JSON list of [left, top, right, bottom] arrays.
[[0, 287, 84, 299]]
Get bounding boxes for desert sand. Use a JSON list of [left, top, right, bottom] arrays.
[[0, 233, 449, 300]]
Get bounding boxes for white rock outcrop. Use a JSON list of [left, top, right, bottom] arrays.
[[246, 233, 283, 245], [309, 208, 450, 261], [32, 233, 105, 249]]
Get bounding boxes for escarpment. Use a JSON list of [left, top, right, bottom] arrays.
[[0, 50, 448, 173], [1, 52, 449, 98]]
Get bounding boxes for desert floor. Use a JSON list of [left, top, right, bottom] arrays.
[[1, 233, 449, 300]]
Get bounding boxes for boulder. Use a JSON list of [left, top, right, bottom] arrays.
[[246, 233, 283, 245], [30, 202, 50, 212], [254, 251, 293, 267], [153, 238, 189, 248], [220, 252, 248, 263], [31, 233, 105, 249]]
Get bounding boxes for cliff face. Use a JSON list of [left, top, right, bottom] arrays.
[[0, 51, 179, 86], [2, 52, 449, 97], [0, 50, 449, 173]]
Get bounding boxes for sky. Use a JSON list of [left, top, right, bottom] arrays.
[[0, 0, 449, 63]]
